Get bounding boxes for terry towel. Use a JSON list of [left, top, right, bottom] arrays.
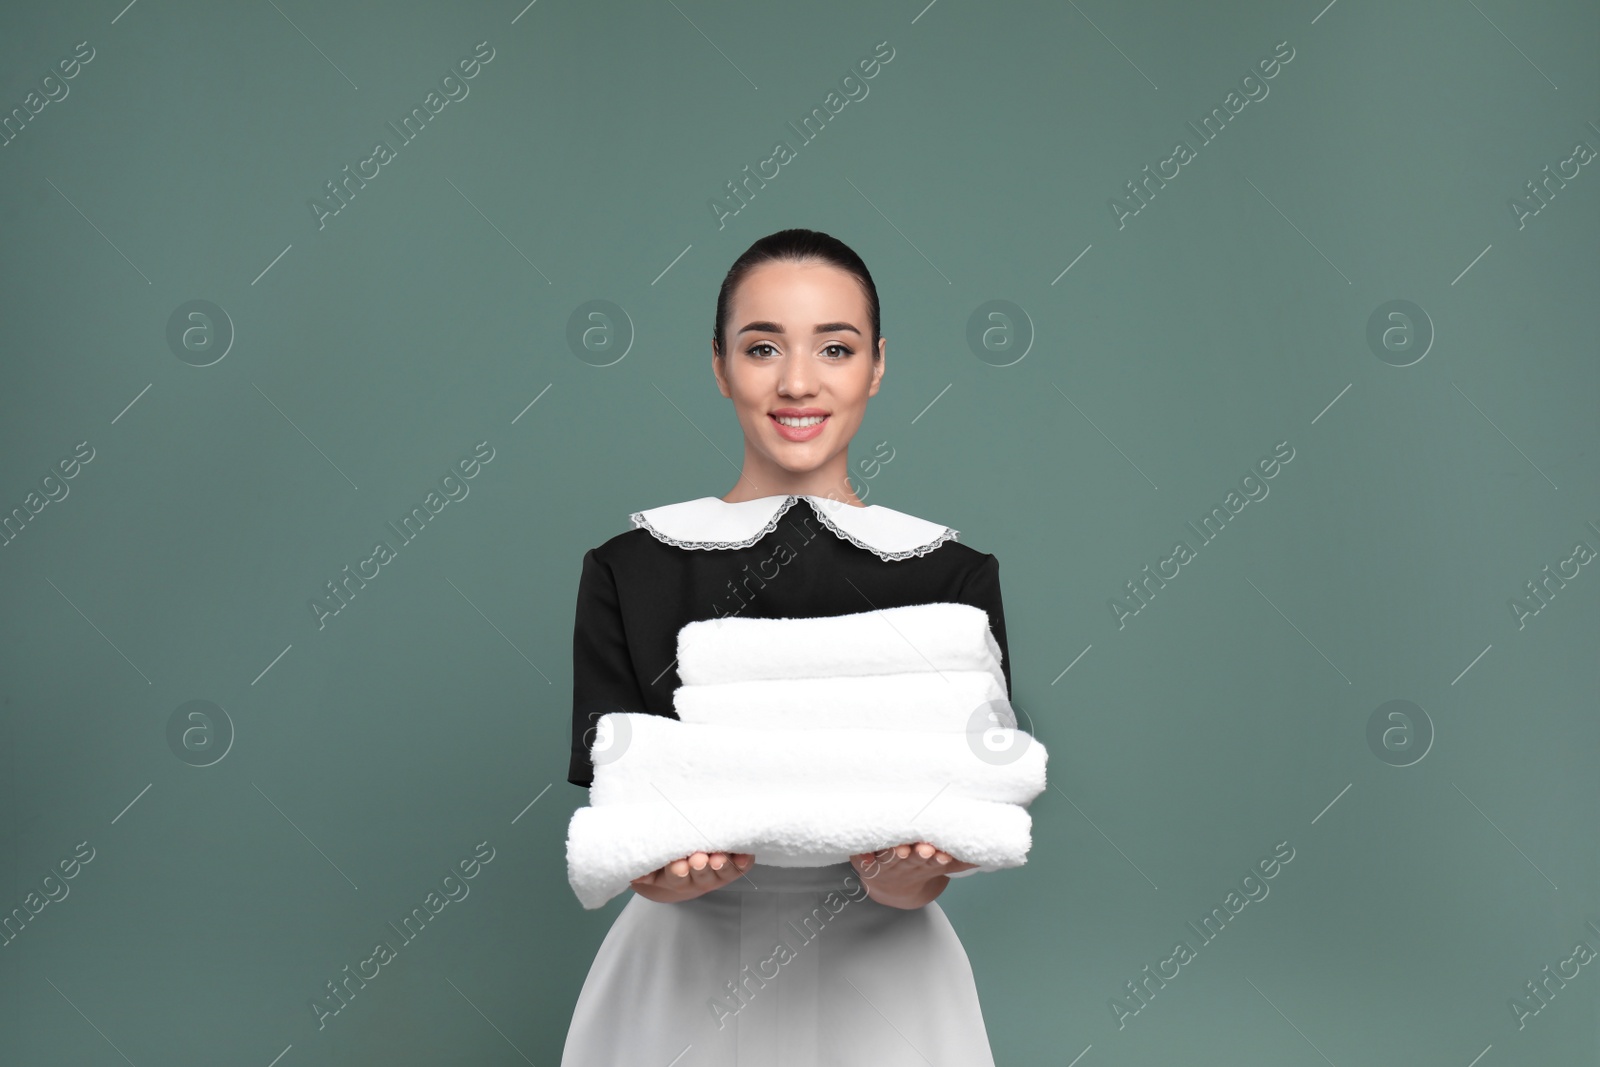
[[673, 668, 1009, 733], [565, 602, 1046, 910], [588, 712, 1045, 807], [567, 793, 1035, 910], [676, 601, 1006, 688]]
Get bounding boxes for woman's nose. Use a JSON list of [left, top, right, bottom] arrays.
[[778, 354, 818, 396]]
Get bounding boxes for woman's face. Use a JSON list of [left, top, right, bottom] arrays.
[[712, 258, 885, 484]]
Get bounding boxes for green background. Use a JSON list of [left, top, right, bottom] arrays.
[[2, 0, 1596, 1063]]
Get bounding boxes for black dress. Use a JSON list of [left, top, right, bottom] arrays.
[[562, 492, 1013, 1065]]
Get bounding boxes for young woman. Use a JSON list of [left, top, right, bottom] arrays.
[[561, 228, 1013, 1064]]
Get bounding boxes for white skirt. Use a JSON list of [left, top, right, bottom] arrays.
[[560, 861, 997, 1066]]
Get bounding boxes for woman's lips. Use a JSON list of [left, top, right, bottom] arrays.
[[769, 413, 828, 442]]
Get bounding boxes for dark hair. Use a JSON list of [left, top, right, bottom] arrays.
[[712, 228, 881, 362]]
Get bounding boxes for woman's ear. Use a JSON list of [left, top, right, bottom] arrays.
[[711, 343, 732, 398]]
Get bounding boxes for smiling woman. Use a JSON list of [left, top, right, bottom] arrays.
[[559, 229, 1020, 1064], [708, 231, 885, 505]]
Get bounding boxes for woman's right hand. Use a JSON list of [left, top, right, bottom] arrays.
[[630, 851, 754, 903]]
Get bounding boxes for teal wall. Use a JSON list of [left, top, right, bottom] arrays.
[[2, 1, 1595, 1063]]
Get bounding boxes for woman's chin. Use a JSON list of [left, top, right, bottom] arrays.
[[777, 439, 844, 465]]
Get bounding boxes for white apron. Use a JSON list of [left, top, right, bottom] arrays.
[[560, 861, 996, 1066]]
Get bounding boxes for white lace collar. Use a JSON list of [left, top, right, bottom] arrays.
[[629, 494, 959, 562]]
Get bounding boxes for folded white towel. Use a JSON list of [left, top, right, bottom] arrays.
[[566, 790, 1035, 910], [677, 601, 1005, 688], [673, 669, 1009, 733], [588, 712, 1045, 808]]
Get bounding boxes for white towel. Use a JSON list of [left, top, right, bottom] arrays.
[[566, 790, 1036, 911], [588, 712, 1045, 808], [673, 669, 1009, 733], [565, 603, 1044, 910], [676, 601, 1005, 688]]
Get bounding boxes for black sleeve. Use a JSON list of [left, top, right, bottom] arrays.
[[568, 548, 650, 788], [957, 553, 1013, 698]]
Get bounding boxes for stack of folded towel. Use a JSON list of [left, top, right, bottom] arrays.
[[565, 602, 1047, 909]]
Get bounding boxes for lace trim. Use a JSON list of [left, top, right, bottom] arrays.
[[628, 494, 959, 562], [800, 497, 960, 561], [629, 494, 804, 552]]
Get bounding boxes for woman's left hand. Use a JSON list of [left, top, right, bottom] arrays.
[[848, 842, 977, 909]]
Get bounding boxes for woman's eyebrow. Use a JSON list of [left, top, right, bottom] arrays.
[[736, 321, 862, 336]]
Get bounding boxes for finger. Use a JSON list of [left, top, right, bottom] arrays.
[[689, 853, 736, 888], [667, 851, 709, 880], [718, 853, 754, 881], [914, 842, 935, 860]]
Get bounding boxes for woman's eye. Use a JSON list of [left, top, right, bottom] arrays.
[[824, 344, 851, 359], [747, 342, 777, 358]]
